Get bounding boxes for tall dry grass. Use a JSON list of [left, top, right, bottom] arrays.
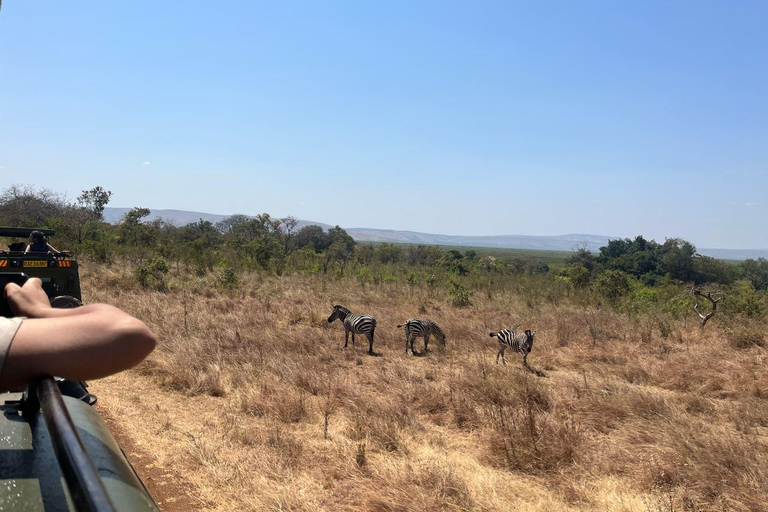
[[83, 263, 768, 511]]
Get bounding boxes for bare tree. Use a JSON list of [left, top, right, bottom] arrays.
[[692, 288, 723, 328], [279, 216, 300, 256]]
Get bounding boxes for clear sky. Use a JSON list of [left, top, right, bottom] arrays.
[[1, 1, 766, 249]]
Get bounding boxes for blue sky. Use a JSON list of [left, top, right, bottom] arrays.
[[1, 1, 766, 249]]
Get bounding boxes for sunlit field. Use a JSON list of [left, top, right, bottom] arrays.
[[84, 262, 768, 512]]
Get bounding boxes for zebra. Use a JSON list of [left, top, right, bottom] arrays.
[[396, 318, 446, 355], [327, 305, 377, 355], [489, 329, 535, 366]]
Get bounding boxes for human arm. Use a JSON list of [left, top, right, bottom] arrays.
[[0, 278, 156, 391]]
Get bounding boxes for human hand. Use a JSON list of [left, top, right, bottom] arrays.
[[4, 278, 51, 318]]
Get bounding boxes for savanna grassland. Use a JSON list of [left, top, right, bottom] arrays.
[[83, 263, 768, 512]]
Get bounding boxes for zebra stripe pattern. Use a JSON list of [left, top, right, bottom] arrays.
[[328, 305, 377, 354], [397, 318, 446, 354], [489, 329, 535, 366]]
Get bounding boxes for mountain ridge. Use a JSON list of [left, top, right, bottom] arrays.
[[102, 207, 768, 261]]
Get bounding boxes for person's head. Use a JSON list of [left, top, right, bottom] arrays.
[[29, 231, 46, 245]]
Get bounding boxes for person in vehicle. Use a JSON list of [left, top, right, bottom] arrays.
[[0, 277, 156, 392], [24, 230, 59, 254]]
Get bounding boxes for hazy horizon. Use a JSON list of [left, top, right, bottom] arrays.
[[100, 206, 767, 252], [1, 1, 766, 250]]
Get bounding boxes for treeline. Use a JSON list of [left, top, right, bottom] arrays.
[[2, 185, 767, 319]]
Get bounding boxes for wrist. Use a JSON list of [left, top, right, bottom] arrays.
[[16, 304, 54, 319]]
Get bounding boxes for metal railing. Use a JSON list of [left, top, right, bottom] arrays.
[[24, 377, 118, 512]]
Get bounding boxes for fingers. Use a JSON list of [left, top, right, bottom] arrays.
[[4, 278, 41, 298], [3, 282, 19, 299], [23, 277, 43, 290]]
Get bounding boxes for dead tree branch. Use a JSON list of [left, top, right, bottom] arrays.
[[692, 288, 723, 328]]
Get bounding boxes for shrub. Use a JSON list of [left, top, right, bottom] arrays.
[[728, 326, 765, 349], [593, 269, 633, 303], [217, 266, 238, 288], [134, 256, 169, 290], [449, 282, 473, 307]]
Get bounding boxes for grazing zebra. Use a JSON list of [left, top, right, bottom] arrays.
[[490, 329, 535, 366], [327, 305, 377, 355], [396, 318, 446, 355]]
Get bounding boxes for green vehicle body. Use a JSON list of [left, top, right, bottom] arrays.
[[0, 392, 159, 511], [0, 227, 82, 302], [0, 227, 159, 511]]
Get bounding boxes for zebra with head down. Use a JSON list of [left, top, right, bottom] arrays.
[[397, 318, 446, 355], [328, 305, 377, 355], [490, 328, 535, 367]]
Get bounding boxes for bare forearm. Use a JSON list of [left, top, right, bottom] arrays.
[[25, 303, 119, 320]]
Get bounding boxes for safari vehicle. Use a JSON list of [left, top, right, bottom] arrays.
[[0, 228, 160, 511], [0, 227, 82, 308]]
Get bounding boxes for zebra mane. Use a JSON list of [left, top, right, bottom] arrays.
[[333, 305, 352, 317]]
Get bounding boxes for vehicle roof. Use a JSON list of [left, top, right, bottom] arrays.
[[0, 227, 56, 238]]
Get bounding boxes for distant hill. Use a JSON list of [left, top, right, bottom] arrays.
[[102, 207, 768, 260], [346, 228, 612, 252], [102, 208, 333, 231]]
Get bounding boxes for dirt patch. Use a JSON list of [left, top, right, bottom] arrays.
[[96, 399, 206, 511]]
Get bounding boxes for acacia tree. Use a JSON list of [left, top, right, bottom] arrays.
[[77, 186, 113, 218], [321, 226, 355, 273], [0, 184, 66, 226], [60, 186, 114, 244]]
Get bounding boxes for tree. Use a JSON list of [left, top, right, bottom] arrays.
[[58, 186, 114, 244], [692, 288, 723, 328], [225, 214, 284, 269], [119, 208, 156, 248], [76, 186, 112, 219], [321, 226, 355, 273], [593, 269, 633, 303], [693, 255, 737, 285], [560, 263, 591, 288], [741, 258, 768, 291], [660, 238, 696, 282], [376, 243, 404, 264], [565, 247, 598, 272], [216, 214, 251, 234], [0, 184, 66, 226], [294, 225, 326, 253], [278, 216, 300, 256]]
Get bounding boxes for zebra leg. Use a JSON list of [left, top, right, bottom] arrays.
[[424, 334, 430, 353], [351, 332, 356, 348], [496, 346, 502, 364], [500, 346, 507, 365], [344, 329, 350, 348], [367, 330, 375, 355], [405, 328, 410, 354]]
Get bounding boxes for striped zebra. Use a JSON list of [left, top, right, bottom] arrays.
[[396, 318, 446, 355], [490, 329, 535, 366], [328, 305, 377, 355]]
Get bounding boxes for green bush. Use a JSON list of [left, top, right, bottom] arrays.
[[135, 256, 169, 290], [593, 270, 633, 303], [449, 282, 473, 308], [217, 266, 238, 288], [728, 327, 765, 349]]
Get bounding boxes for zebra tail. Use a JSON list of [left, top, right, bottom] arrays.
[[489, 332, 497, 337], [396, 324, 404, 329]]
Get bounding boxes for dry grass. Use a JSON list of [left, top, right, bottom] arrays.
[[83, 264, 768, 511]]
